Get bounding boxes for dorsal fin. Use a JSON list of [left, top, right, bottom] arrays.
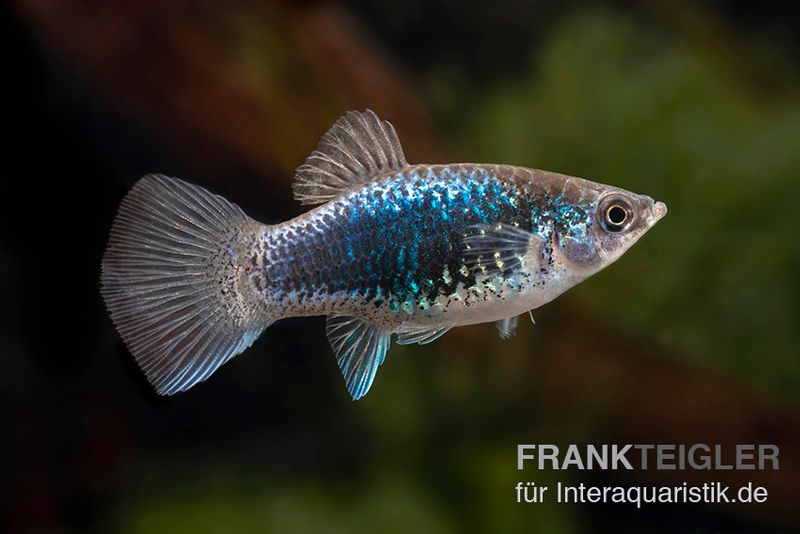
[[292, 109, 409, 205]]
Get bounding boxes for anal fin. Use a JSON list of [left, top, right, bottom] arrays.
[[326, 315, 392, 400]]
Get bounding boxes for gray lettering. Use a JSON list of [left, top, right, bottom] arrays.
[[688, 443, 711, 469], [714, 444, 733, 470], [657, 444, 676, 470], [612, 444, 633, 470], [562, 445, 585, 470], [759, 444, 779, 470], [736, 444, 755, 470], [586, 444, 607, 470], [635, 444, 654, 469], [517, 445, 535, 470], [539, 444, 560, 470]]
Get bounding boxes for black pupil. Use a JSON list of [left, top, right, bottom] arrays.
[[608, 206, 627, 226]]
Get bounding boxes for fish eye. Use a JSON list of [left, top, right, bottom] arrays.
[[600, 197, 633, 232], [606, 205, 628, 226]]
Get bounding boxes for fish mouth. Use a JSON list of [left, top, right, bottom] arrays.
[[652, 200, 668, 221]]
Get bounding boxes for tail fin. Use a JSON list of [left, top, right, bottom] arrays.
[[101, 175, 272, 395]]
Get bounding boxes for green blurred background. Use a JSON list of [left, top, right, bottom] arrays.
[[3, 0, 799, 532]]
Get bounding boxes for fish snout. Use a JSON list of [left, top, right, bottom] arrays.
[[652, 200, 668, 221]]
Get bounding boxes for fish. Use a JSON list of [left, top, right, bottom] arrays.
[[101, 109, 667, 400]]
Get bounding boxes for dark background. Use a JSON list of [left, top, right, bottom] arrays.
[[3, 0, 800, 532]]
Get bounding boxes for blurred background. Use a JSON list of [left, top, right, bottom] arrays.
[[3, 0, 800, 531]]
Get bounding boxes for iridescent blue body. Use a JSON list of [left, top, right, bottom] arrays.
[[258, 163, 597, 330]]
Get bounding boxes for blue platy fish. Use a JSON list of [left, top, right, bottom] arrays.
[[101, 110, 667, 399]]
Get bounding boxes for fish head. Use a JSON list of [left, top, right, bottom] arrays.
[[550, 177, 667, 276], [591, 189, 668, 266]]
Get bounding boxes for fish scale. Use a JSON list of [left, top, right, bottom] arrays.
[[261, 164, 530, 319], [101, 109, 666, 399]]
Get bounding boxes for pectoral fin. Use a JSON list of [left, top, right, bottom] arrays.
[[462, 223, 545, 278], [326, 315, 391, 400]]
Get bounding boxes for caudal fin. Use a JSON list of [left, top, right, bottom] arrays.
[[101, 175, 272, 395]]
